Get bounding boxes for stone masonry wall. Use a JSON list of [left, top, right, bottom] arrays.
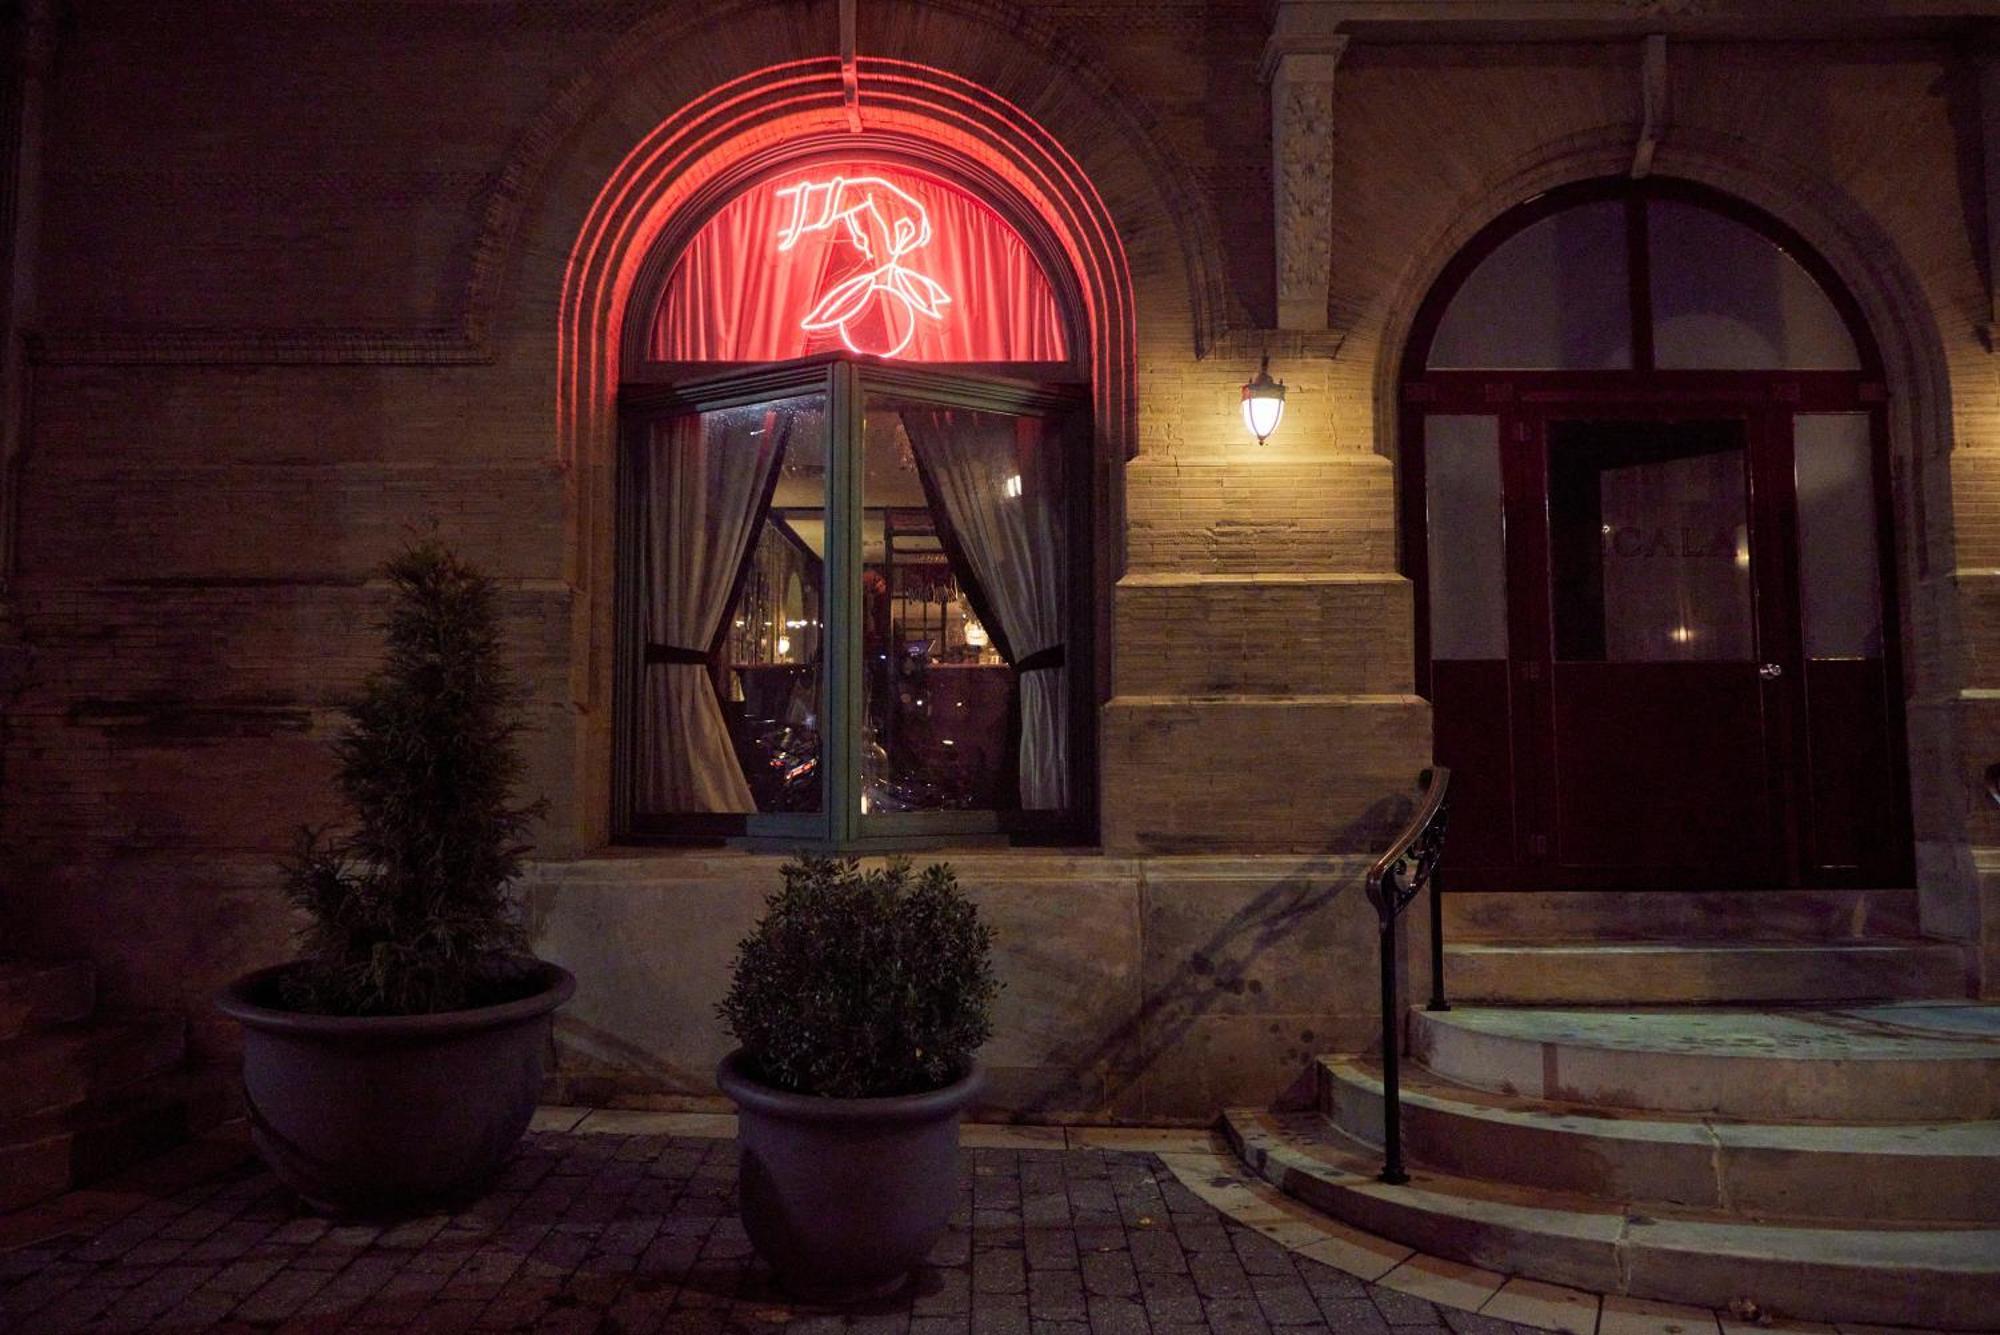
[[0, 0, 1992, 1125]]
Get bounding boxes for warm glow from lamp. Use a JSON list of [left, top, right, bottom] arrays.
[[1242, 355, 1286, 444]]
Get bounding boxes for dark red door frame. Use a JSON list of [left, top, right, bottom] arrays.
[[1397, 177, 1912, 890], [1402, 379, 1912, 889]]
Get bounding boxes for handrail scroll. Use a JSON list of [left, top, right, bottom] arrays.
[[1363, 765, 1452, 1186]]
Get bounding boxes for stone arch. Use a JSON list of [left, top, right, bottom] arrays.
[[492, 0, 1208, 846], [1361, 123, 1966, 907]]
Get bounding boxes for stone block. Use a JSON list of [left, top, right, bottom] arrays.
[[525, 854, 1152, 1117], [1137, 1013, 1370, 1117], [1137, 859, 1376, 1020], [0, 962, 96, 1042], [1113, 575, 1413, 697], [1123, 458, 1396, 575], [524, 858, 774, 1100], [1101, 696, 1432, 854]]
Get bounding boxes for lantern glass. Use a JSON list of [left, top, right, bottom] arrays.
[[1242, 391, 1284, 443]]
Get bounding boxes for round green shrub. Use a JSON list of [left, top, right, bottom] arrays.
[[719, 856, 1000, 1098]]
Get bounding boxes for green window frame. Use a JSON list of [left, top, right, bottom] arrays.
[[614, 355, 1093, 849]]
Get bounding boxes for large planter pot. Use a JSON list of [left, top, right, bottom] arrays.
[[216, 960, 575, 1217], [717, 1050, 984, 1303]]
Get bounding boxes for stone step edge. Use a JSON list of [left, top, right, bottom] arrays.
[[1438, 941, 1971, 1004], [1408, 1007, 2000, 1121], [1443, 939, 1963, 955], [1221, 1107, 2000, 1331], [1316, 1057, 2000, 1223], [0, 960, 96, 1040], [0, 1083, 201, 1213], [1441, 888, 1920, 939], [0, 1015, 190, 1125]]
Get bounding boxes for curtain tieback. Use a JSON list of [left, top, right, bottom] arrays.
[[645, 644, 712, 666], [1014, 645, 1065, 674]]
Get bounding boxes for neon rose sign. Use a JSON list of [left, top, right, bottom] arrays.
[[774, 175, 953, 358]]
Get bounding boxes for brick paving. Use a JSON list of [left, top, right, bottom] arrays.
[[0, 1131, 1542, 1334]]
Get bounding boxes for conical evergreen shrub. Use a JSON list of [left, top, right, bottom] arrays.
[[278, 537, 545, 1016]]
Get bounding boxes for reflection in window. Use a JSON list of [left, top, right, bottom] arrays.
[[1549, 420, 1753, 663], [1796, 413, 1884, 657], [652, 166, 1068, 363], [862, 402, 1068, 814], [1649, 201, 1860, 371], [1425, 415, 1508, 660], [1424, 189, 1864, 375], [637, 396, 827, 815], [1429, 201, 1632, 370]]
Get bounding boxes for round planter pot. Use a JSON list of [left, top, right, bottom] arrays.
[[216, 961, 575, 1217], [717, 1050, 984, 1304]]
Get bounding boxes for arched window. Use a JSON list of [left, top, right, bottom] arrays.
[[616, 157, 1091, 846], [1400, 178, 1908, 891]]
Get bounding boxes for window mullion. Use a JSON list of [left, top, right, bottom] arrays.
[[828, 361, 863, 846]]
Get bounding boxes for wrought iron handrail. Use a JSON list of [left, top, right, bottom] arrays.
[[1363, 766, 1452, 1186]]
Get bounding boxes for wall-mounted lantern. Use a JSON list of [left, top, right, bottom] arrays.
[[1241, 354, 1287, 444]]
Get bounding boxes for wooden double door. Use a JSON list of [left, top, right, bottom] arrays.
[[1410, 385, 1912, 890]]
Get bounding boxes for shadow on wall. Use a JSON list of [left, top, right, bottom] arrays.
[[1017, 791, 1418, 1118], [545, 1013, 718, 1108]]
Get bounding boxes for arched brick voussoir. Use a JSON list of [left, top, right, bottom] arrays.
[[1348, 113, 1972, 974], [479, 0, 1226, 846], [1348, 122, 1954, 486], [477, 0, 1227, 464]]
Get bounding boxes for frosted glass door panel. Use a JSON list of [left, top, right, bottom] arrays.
[[1549, 420, 1753, 663], [1429, 202, 1632, 369], [1650, 201, 1860, 370], [1425, 415, 1508, 659], [1795, 413, 1883, 657]]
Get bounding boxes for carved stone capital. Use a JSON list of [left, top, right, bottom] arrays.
[[1268, 35, 1346, 332], [1260, 1, 1350, 83]]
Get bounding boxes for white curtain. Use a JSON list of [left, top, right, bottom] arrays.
[[640, 411, 787, 813], [903, 410, 1069, 810]]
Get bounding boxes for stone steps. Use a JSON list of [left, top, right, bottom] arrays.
[[0, 1064, 231, 1213], [0, 1015, 189, 1125], [1441, 938, 1967, 1004], [0, 960, 96, 1040], [1224, 1106, 2000, 1331], [1317, 1056, 2000, 1222], [1442, 888, 1922, 942], [0, 959, 208, 1210], [1411, 1003, 2000, 1121]]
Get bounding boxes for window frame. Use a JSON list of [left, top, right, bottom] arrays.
[[614, 355, 1094, 849], [1405, 177, 1883, 379], [612, 146, 1099, 850], [620, 146, 1093, 386], [1394, 176, 1910, 889]]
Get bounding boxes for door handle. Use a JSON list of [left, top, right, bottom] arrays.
[[1759, 663, 1784, 680]]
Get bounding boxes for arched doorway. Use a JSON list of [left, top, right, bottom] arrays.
[[611, 151, 1095, 848], [1400, 177, 1912, 890]]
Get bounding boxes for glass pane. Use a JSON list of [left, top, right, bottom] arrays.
[[652, 166, 1068, 362], [1425, 415, 1508, 659], [861, 398, 1069, 813], [1549, 420, 1753, 662], [637, 395, 827, 815], [1650, 199, 1861, 370], [1429, 201, 1632, 369], [1796, 413, 1883, 657]]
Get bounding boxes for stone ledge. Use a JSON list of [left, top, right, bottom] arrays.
[[1118, 571, 1408, 587]]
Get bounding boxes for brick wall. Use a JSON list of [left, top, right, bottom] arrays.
[[1, 1, 1993, 1116]]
